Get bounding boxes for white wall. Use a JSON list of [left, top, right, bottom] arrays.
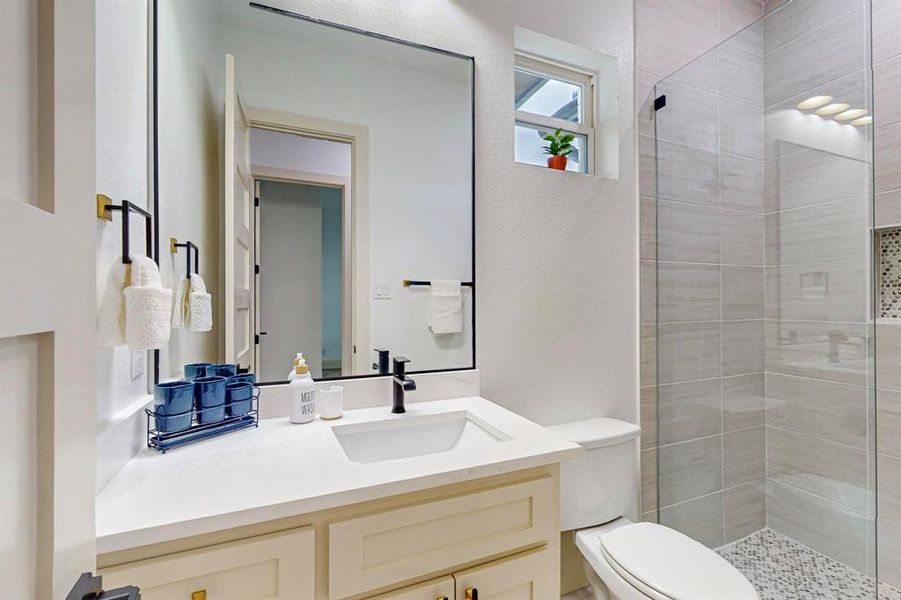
[[95, 0, 151, 491], [260, 0, 638, 426]]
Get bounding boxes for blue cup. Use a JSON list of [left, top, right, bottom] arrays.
[[226, 382, 258, 417], [193, 375, 227, 424], [153, 381, 195, 433], [184, 362, 213, 380], [206, 363, 238, 377], [228, 373, 256, 385]]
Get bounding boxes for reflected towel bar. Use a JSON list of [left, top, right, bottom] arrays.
[[97, 194, 153, 264], [403, 280, 473, 288], [170, 237, 199, 277]]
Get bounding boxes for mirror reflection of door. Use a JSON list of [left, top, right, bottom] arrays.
[[251, 129, 352, 381]]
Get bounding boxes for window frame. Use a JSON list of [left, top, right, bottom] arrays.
[[514, 53, 596, 174]]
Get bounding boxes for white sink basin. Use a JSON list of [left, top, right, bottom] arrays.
[[332, 410, 511, 463]]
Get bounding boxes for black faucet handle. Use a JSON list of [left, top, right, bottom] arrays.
[[393, 356, 411, 378], [374, 348, 390, 374]]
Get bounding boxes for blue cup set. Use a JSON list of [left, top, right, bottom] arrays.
[[152, 363, 258, 433]]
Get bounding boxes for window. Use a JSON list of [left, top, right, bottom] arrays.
[[514, 54, 595, 174]]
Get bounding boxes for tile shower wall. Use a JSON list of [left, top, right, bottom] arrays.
[[636, 0, 765, 547], [874, 0, 901, 588], [763, 0, 875, 577]]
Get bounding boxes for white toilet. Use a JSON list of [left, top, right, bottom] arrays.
[[549, 418, 759, 600]]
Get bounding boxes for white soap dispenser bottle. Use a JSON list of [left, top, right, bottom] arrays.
[[289, 359, 316, 424]]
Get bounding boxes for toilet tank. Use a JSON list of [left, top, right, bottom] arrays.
[[548, 418, 641, 531]]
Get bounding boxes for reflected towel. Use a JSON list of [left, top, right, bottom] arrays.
[[124, 255, 172, 350], [429, 279, 463, 335], [171, 276, 190, 330], [97, 260, 131, 346], [188, 273, 213, 332]]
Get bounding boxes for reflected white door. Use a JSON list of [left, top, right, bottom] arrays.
[[223, 54, 254, 371]]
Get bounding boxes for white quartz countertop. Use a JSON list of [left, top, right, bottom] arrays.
[[95, 396, 582, 554]]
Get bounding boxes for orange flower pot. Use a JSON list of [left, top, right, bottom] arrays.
[[547, 155, 567, 171]]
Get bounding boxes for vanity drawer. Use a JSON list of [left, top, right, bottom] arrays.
[[100, 527, 315, 600], [329, 476, 556, 599]]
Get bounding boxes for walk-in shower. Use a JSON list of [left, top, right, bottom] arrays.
[[647, 1, 894, 598]]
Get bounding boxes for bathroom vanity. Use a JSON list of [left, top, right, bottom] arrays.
[[96, 397, 581, 599]]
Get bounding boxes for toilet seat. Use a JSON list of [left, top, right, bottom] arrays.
[[578, 522, 759, 600]]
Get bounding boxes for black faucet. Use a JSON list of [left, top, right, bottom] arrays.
[[373, 348, 390, 375], [392, 356, 416, 413]]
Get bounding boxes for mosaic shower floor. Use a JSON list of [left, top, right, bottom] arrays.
[[718, 528, 901, 600]]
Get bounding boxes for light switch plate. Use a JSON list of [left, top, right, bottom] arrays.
[[130, 350, 145, 382], [373, 281, 392, 299]]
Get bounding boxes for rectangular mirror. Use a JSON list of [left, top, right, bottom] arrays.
[[154, 1, 474, 384]]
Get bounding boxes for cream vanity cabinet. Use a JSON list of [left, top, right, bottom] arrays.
[[98, 467, 559, 600]]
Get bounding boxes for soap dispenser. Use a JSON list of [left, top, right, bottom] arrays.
[[289, 358, 316, 424]]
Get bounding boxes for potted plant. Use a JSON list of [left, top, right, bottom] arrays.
[[542, 128, 575, 171]]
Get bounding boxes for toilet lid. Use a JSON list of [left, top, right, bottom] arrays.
[[599, 523, 759, 600]]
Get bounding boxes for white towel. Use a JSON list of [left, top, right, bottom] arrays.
[[124, 255, 172, 351], [188, 273, 213, 332], [429, 279, 463, 335], [171, 276, 190, 330], [97, 260, 131, 346]]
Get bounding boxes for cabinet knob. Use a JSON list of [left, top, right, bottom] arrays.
[[191, 591, 206, 600], [465, 588, 479, 600]]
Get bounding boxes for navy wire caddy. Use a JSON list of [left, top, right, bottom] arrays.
[[145, 390, 260, 454]]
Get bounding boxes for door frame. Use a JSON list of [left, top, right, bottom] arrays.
[[246, 107, 369, 377], [252, 167, 352, 376]]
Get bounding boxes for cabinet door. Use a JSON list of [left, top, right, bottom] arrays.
[[453, 546, 555, 600], [99, 528, 314, 600], [366, 576, 455, 599]]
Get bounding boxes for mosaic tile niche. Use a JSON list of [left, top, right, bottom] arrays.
[[881, 228, 901, 319]]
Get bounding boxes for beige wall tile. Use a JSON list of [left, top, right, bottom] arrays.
[[658, 379, 722, 445], [723, 266, 765, 320], [874, 55, 901, 128], [722, 210, 764, 265], [659, 436, 723, 506], [763, 7, 865, 106], [655, 80, 719, 151], [723, 320, 765, 376], [765, 261, 868, 323], [873, 0, 901, 64], [765, 198, 868, 267], [658, 262, 722, 322], [660, 492, 725, 548], [658, 322, 722, 384], [875, 122, 901, 195], [641, 447, 658, 514], [724, 427, 766, 487], [721, 153, 764, 213], [766, 373, 868, 448], [878, 452, 901, 524], [767, 426, 869, 512], [878, 388, 901, 458], [876, 190, 901, 229], [657, 139, 720, 205], [878, 518, 901, 588], [723, 373, 765, 432], [877, 322, 901, 391], [765, 320, 869, 385], [658, 201, 721, 263], [640, 386, 657, 450], [719, 98, 764, 159], [724, 481, 766, 543], [767, 480, 871, 573]]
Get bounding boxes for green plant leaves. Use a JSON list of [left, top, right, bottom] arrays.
[[541, 127, 575, 157]]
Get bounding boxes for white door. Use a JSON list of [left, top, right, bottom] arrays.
[[223, 54, 255, 371], [0, 0, 96, 597]]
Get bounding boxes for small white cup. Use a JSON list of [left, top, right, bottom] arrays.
[[319, 385, 344, 420]]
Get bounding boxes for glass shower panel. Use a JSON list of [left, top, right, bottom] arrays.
[[653, 2, 878, 598]]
